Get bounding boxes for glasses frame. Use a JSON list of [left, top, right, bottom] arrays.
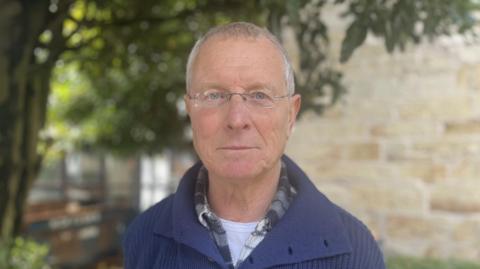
[[186, 91, 292, 109]]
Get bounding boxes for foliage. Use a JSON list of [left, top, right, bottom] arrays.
[[45, 0, 480, 156], [46, 0, 265, 155], [387, 256, 480, 269], [339, 0, 480, 62], [0, 237, 51, 269]]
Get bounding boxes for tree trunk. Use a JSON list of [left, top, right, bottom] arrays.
[[0, 0, 53, 239]]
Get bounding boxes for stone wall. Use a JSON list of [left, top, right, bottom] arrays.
[[286, 7, 480, 262]]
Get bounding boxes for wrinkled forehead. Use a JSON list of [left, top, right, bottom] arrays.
[[197, 35, 284, 64], [190, 36, 286, 91]]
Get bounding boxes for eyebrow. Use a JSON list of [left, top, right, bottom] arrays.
[[195, 82, 227, 91], [195, 81, 276, 93]]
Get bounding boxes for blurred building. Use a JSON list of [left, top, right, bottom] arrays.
[[25, 151, 194, 268]]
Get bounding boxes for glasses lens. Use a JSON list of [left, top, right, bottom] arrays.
[[199, 91, 227, 107], [247, 91, 274, 108], [194, 90, 280, 108]]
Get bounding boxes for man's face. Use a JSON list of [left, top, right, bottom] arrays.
[[186, 36, 301, 182]]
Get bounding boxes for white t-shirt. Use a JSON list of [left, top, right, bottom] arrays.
[[219, 217, 259, 265]]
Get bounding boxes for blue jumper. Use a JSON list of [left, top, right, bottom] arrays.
[[123, 155, 386, 269]]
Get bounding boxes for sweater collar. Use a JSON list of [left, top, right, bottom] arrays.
[[153, 155, 352, 268]]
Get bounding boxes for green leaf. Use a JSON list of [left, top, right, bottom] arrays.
[[340, 20, 368, 62]]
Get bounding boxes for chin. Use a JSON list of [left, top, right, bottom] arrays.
[[211, 159, 268, 181]]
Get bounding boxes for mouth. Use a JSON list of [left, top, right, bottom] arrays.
[[217, 146, 257, 150]]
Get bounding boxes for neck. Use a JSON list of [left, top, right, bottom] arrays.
[[207, 162, 281, 222]]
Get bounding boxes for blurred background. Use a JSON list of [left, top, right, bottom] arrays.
[[1, 1, 480, 268]]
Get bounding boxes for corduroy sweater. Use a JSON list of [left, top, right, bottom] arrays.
[[123, 155, 386, 269]]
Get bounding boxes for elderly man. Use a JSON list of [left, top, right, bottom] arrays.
[[123, 22, 385, 269]]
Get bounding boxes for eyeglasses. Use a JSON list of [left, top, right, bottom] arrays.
[[186, 90, 291, 109]]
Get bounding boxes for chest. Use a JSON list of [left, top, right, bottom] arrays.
[[137, 240, 355, 269]]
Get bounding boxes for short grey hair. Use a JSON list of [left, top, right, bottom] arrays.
[[186, 22, 295, 95]]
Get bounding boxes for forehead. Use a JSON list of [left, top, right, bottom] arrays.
[[191, 36, 285, 91]]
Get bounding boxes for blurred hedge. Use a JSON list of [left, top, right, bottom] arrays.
[[0, 237, 51, 269], [387, 256, 480, 269]]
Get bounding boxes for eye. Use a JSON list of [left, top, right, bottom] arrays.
[[203, 91, 225, 101], [251, 91, 269, 100]]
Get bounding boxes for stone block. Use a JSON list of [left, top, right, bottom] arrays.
[[383, 239, 430, 258], [394, 160, 447, 183], [457, 64, 480, 91], [412, 139, 480, 161], [288, 141, 380, 161], [343, 142, 380, 160], [450, 243, 480, 262], [401, 74, 457, 96], [384, 140, 478, 166], [384, 142, 412, 161], [315, 177, 427, 214], [321, 120, 371, 140], [397, 95, 475, 121], [370, 121, 442, 138], [311, 160, 397, 181], [385, 237, 480, 262], [430, 180, 480, 213], [452, 218, 480, 243], [320, 104, 344, 119], [445, 118, 480, 135], [341, 98, 395, 120], [447, 159, 480, 179], [351, 182, 426, 214], [286, 142, 342, 162], [386, 214, 454, 242]]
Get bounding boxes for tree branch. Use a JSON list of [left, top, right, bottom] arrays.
[[81, 1, 247, 28], [64, 35, 100, 52], [43, 0, 76, 35]]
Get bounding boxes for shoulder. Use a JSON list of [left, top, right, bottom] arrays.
[[123, 195, 176, 269], [125, 194, 174, 237], [333, 204, 386, 268]]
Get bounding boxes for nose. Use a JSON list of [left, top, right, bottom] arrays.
[[225, 94, 251, 131]]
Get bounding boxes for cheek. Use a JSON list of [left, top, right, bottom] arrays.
[[191, 114, 222, 150], [258, 114, 290, 149]]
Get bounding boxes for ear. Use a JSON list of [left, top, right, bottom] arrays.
[[287, 94, 301, 137], [184, 94, 191, 116]]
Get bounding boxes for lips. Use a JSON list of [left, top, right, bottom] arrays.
[[218, 145, 257, 150]]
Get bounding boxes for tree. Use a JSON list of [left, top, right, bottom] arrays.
[[0, 0, 63, 239], [0, 0, 478, 239]]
